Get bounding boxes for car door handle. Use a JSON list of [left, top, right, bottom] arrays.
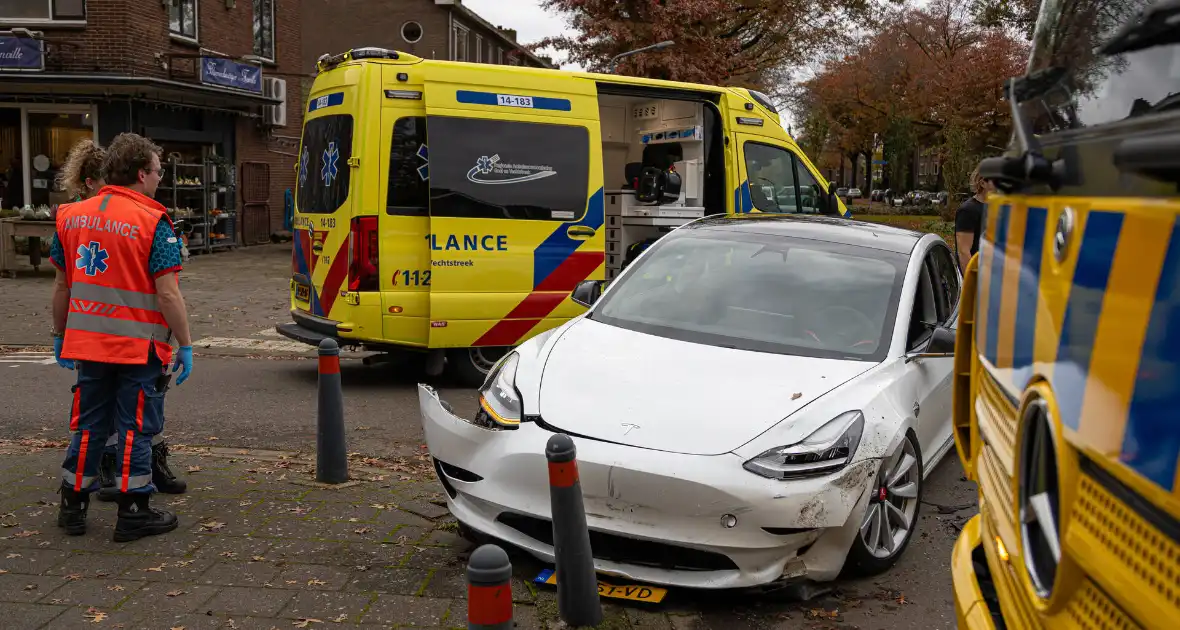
[[567, 225, 596, 240]]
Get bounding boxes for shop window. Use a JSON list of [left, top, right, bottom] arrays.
[[297, 115, 353, 214], [169, 0, 198, 40], [0, 108, 23, 209], [427, 116, 589, 221], [0, 0, 84, 20], [387, 117, 429, 217], [252, 0, 274, 61]]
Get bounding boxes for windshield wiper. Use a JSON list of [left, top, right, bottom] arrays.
[[1100, 0, 1180, 56]]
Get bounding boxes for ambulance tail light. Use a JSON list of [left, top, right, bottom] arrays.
[[348, 216, 379, 292]]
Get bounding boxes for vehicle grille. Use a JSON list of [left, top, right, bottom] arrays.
[[495, 512, 739, 572], [1068, 466, 1178, 624], [1064, 580, 1140, 630]]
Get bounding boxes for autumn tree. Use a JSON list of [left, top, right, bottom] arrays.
[[532, 0, 883, 93], [793, 0, 1028, 193]]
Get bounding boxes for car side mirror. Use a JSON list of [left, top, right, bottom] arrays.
[[907, 325, 956, 362], [571, 280, 603, 308]]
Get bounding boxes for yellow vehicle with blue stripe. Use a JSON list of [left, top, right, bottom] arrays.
[[951, 0, 1180, 627], [277, 47, 848, 384]]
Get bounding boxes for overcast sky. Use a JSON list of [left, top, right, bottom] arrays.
[[461, 0, 584, 70]]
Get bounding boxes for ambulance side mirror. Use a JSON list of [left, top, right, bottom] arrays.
[[571, 280, 603, 308]]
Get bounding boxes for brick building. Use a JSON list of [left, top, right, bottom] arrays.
[[0, 0, 303, 250], [300, 0, 554, 103]]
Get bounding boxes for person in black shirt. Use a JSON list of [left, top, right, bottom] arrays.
[[954, 165, 995, 271]]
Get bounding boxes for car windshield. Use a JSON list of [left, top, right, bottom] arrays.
[[591, 229, 907, 361]]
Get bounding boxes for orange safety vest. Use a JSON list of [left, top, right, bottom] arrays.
[[56, 186, 175, 366]]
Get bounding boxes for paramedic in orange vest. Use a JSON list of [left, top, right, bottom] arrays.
[[48, 132, 194, 542]]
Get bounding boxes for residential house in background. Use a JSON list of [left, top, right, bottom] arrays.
[[300, 0, 555, 104], [0, 0, 302, 246]]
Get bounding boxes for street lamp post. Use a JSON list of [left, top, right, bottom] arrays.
[[607, 40, 675, 74]]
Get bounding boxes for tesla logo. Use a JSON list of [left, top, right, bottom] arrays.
[[620, 423, 640, 436]]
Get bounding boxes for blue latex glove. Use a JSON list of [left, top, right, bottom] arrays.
[[53, 336, 74, 370], [171, 346, 193, 386]]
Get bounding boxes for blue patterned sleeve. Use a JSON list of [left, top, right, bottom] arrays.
[[49, 232, 66, 270], [148, 218, 183, 278]]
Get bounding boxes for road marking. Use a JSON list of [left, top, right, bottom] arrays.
[[193, 337, 312, 353], [0, 352, 57, 366]]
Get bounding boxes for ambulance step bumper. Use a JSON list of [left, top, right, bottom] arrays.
[[275, 322, 338, 347]]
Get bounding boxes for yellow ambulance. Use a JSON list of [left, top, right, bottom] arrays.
[[277, 47, 848, 385]]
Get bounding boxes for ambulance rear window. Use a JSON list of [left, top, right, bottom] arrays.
[[297, 114, 354, 214]]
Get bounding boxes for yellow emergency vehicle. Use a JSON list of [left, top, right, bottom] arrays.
[[277, 47, 848, 384], [951, 0, 1180, 627]]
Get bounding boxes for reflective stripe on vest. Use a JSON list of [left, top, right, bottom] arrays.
[[66, 311, 171, 341], [70, 282, 160, 312]]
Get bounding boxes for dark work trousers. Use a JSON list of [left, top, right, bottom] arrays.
[[61, 349, 166, 494]]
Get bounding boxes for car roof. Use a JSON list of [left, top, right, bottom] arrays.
[[684, 214, 924, 255]]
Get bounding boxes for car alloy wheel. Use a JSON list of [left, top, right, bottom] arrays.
[[859, 435, 921, 559]]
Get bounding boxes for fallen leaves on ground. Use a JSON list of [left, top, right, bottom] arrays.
[[293, 619, 322, 628], [144, 565, 165, 573], [251, 555, 266, 562], [333, 613, 348, 622], [6, 553, 21, 559], [199, 521, 225, 532], [352, 527, 371, 535], [166, 589, 185, 597], [84, 608, 107, 623], [108, 585, 125, 591], [307, 578, 327, 586], [807, 608, 839, 619], [65, 573, 82, 580], [10, 529, 39, 538], [22, 584, 36, 590], [220, 551, 236, 558], [187, 466, 202, 473]]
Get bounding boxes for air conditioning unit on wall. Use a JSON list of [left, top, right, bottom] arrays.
[[262, 77, 287, 127]]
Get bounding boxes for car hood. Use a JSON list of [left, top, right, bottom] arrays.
[[536, 319, 874, 456]]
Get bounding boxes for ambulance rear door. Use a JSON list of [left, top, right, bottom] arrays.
[[422, 66, 605, 350], [292, 72, 365, 324]]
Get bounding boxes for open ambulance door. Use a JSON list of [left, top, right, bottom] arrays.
[[421, 67, 606, 364]]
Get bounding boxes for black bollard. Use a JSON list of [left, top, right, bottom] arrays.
[[316, 338, 348, 484], [466, 544, 513, 630], [546, 433, 602, 627]]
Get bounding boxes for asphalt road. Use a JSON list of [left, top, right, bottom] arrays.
[[0, 353, 977, 628]]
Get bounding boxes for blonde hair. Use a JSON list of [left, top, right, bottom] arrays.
[[58, 139, 106, 200], [969, 164, 987, 196]]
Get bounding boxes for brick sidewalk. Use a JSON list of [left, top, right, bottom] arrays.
[[0, 444, 676, 630]]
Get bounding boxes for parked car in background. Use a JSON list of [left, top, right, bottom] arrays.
[[836, 187, 850, 200], [870, 189, 884, 201], [848, 187, 862, 199]]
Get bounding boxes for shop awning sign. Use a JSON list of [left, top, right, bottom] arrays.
[[199, 56, 262, 94], [0, 36, 44, 71]]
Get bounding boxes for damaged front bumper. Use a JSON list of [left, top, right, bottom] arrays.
[[417, 384, 883, 589]]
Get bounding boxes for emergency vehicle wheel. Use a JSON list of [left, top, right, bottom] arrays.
[[448, 347, 511, 388], [841, 430, 923, 578]]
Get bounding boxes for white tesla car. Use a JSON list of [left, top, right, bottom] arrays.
[[418, 215, 960, 589]]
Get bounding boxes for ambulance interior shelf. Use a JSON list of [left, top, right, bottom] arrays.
[[597, 94, 719, 281]]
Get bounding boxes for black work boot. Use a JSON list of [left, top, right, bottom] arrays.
[[113, 493, 178, 543], [151, 441, 187, 495], [57, 484, 89, 536], [96, 451, 119, 502]]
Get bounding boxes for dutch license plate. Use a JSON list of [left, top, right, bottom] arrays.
[[295, 283, 310, 303], [533, 569, 667, 604]]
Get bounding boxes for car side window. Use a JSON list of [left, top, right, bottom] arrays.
[[927, 244, 960, 323], [743, 142, 798, 213], [907, 258, 938, 351]]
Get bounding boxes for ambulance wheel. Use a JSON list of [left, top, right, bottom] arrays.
[[448, 347, 511, 388]]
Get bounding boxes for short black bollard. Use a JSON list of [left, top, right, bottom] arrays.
[[546, 433, 602, 627], [466, 544, 513, 629], [316, 338, 348, 484]]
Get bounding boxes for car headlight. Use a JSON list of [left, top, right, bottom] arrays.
[[743, 411, 864, 479], [472, 352, 521, 430]]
